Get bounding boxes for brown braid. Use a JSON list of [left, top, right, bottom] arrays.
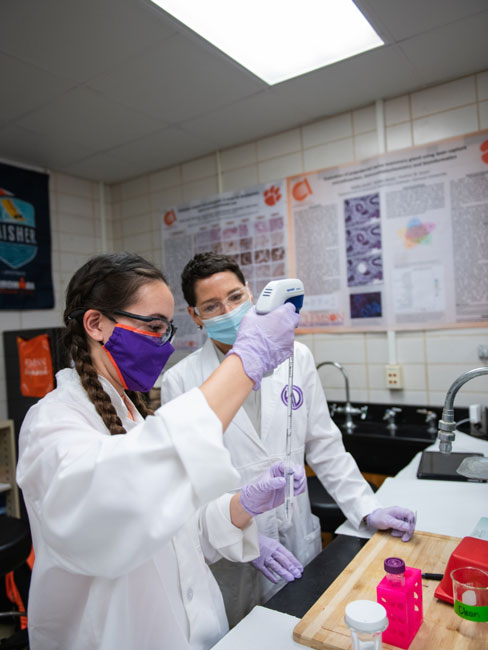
[[62, 252, 168, 435], [126, 391, 155, 418], [64, 317, 127, 435]]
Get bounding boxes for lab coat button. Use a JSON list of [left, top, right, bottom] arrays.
[[187, 588, 193, 601]]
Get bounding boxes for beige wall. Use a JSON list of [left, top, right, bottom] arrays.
[[1, 70, 488, 419]]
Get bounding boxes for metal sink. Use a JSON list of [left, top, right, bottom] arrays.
[[339, 421, 433, 475]]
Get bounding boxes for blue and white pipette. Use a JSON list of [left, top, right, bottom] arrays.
[[255, 279, 304, 522]]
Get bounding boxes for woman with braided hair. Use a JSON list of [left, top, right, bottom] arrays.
[[16, 252, 300, 650]]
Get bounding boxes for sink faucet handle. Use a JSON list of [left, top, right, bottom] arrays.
[[417, 408, 436, 422], [359, 405, 368, 420], [383, 406, 402, 421], [330, 403, 338, 417]]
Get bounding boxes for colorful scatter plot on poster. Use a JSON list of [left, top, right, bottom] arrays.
[[398, 217, 436, 248]]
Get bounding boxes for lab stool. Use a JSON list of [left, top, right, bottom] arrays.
[[307, 476, 377, 534], [0, 516, 31, 650]]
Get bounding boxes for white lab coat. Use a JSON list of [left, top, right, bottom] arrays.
[[16, 368, 259, 650], [161, 340, 380, 624]]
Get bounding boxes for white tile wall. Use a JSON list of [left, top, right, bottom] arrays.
[[353, 105, 376, 134], [478, 71, 488, 101], [222, 166, 259, 193], [3, 70, 488, 423], [150, 166, 181, 192], [411, 76, 476, 118], [386, 123, 413, 152], [182, 176, 219, 202], [220, 142, 257, 171], [258, 152, 303, 184], [413, 105, 479, 145], [303, 138, 354, 173], [182, 155, 217, 183], [257, 129, 301, 161], [385, 96, 411, 126], [302, 113, 353, 149], [354, 131, 380, 160], [480, 101, 488, 130]]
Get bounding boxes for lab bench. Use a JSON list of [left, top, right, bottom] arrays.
[[256, 430, 488, 648], [332, 401, 475, 476]]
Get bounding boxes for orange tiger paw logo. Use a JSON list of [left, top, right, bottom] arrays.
[[264, 185, 282, 206]]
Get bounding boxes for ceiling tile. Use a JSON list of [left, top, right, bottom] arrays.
[[0, 53, 74, 123], [103, 126, 215, 177], [16, 86, 168, 150], [182, 90, 308, 151], [64, 152, 142, 184], [357, 0, 488, 41], [399, 13, 488, 83], [0, 0, 178, 83], [0, 123, 97, 169], [87, 34, 265, 123]]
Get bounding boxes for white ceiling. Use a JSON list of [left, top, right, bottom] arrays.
[[0, 0, 487, 184]]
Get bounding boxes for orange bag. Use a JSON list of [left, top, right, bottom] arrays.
[[17, 333, 54, 397]]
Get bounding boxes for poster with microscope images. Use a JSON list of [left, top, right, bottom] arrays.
[[161, 181, 288, 349], [287, 129, 488, 331]]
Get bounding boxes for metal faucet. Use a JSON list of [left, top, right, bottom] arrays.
[[383, 407, 402, 434], [438, 366, 488, 454], [316, 361, 368, 433], [417, 408, 438, 436]]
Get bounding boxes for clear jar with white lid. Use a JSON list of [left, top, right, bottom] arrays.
[[344, 600, 388, 650]]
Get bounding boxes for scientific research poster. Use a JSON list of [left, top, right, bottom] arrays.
[[161, 181, 288, 348], [287, 130, 488, 330]]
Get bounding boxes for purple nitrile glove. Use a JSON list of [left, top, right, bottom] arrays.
[[227, 303, 300, 390], [239, 462, 307, 516], [251, 534, 303, 584], [366, 506, 416, 542]]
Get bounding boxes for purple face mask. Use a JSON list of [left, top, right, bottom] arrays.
[[103, 324, 174, 393]]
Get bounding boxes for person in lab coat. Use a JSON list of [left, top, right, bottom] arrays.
[[161, 252, 417, 626], [16, 252, 303, 650]]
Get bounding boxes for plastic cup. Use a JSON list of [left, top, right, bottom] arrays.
[[451, 567, 488, 623], [344, 600, 388, 650]]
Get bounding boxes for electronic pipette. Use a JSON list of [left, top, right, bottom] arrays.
[[255, 279, 304, 522]]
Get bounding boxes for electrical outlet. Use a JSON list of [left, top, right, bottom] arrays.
[[385, 364, 403, 389]]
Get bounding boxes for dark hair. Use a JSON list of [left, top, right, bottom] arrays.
[[181, 252, 245, 306], [63, 252, 168, 435]]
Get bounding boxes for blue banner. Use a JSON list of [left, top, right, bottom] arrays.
[[0, 162, 53, 309]]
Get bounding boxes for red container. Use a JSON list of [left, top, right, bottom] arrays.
[[435, 536, 488, 604]]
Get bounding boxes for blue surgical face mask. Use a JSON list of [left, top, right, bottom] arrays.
[[202, 299, 252, 345]]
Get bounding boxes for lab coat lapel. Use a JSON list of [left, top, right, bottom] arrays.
[[200, 340, 266, 453]]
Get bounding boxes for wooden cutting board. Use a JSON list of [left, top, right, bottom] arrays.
[[293, 530, 486, 649]]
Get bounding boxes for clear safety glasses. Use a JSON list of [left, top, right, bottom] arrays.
[[104, 309, 177, 344], [193, 286, 249, 319]]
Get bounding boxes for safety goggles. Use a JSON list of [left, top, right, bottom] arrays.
[[68, 308, 176, 345], [193, 286, 249, 319], [104, 310, 177, 345]]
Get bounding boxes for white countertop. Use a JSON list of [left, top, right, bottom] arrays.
[[335, 430, 488, 539], [211, 606, 302, 649]]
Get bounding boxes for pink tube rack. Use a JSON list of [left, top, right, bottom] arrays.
[[376, 566, 423, 649]]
